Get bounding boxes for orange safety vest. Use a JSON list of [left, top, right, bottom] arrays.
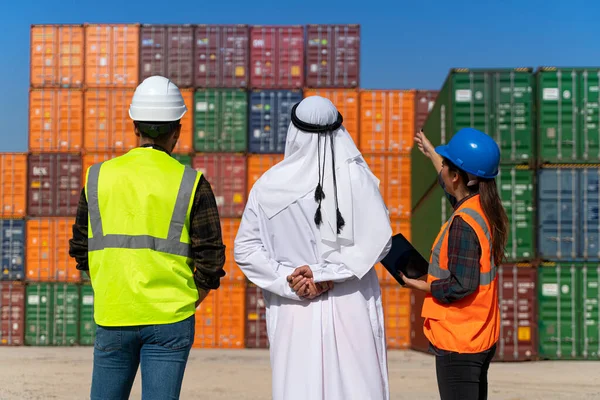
[[421, 194, 500, 353]]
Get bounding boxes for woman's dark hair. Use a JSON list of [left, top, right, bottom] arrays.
[[445, 159, 509, 265]]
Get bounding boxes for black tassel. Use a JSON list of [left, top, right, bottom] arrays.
[[336, 208, 345, 234], [314, 184, 325, 201], [314, 206, 323, 226]]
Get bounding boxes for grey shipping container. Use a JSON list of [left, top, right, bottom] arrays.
[[249, 90, 303, 153], [412, 68, 535, 209], [1, 220, 25, 281], [140, 25, 194, 88]]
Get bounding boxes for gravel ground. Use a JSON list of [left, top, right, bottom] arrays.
[[0, 347, 598, 399]]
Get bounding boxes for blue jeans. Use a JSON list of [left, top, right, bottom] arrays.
[[91, 314, 195, 400]]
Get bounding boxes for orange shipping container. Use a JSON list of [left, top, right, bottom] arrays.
[[81, 153, 125, 181], [0, 154, 27, 218], [381, 284, 411, 349], [303, 89, 359, 144], [220, 219, 245, 283], [29, 89, 83, 152], [30, 25, 84, 88], [246, 154, 284, 195], [374, 218, 411, 284], [359, 90, 415, 154], [364, 155, 411, 218], [173, 89, 194, 154], [26, 218, 80, 282], [193, 283, 245, 349], [85, 24, 139, 87], [84, 89, 138, 152]]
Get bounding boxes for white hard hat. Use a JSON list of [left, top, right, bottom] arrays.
[[129, 76, 187, 122]]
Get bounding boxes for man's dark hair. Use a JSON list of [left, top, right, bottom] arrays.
[[134, 120, 181, 140]]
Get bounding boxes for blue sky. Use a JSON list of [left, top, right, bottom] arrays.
[[1, 0, 598, 151]]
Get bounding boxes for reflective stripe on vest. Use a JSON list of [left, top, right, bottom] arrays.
[[428, 207, 497, 286], [87, 162, 197, 257]]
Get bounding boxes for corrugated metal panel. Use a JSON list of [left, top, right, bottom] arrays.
[[25, 283, 52, 345], [1, 220, 25, 281], [140, 25, 194, 88], [305, 25, 360, 88], [536, 67, 600, 163], [194, 89, 248, 152], [248, 90, 303, 154], [194, 25, 249, 88], [495, 265, 538, 361], [414, 90, 438, 131], [250, 26, 304, 89], [175, 89, 194, 154], [245, 282, 268, 349], [0, 282, 24, 346], [303, 89, 359, 144], [79, 284, 95, 346], [246, 154, 284, 195], [27, 154, 82, 217], [221, 219, 245, 283], [30, 25, 84, 88], [52, 283, 79, 346], [0, 154, 27, 218], [363, 155, 411, 218], [581, 264, 599, 359], [381, 285, 410, 349]]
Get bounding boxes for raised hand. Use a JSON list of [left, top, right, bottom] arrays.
[[414, 129, 435, 159]]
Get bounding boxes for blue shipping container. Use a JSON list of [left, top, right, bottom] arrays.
[[249, 90, 303, 154], [538, 167, 600, 261], [1, 220, 25, 280]]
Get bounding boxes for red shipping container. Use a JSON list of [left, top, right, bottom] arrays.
[[192, 154, 246, 218], [0, 281, 24, 346], [250, 26, 304, 89], [245, 282, 268, 348], [195, 25, 249, 88], [414, 90, 438, 131], [305, 25, 360, 88], [140, 25, 194, 88], [28, 153, 82, 217]]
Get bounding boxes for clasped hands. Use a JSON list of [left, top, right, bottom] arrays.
[[286, 265, 334, 300]]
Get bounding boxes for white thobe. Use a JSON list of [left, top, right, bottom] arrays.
[[234, 166, 391, 400]]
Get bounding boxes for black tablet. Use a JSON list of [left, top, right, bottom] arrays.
[[380, 233, 429, 286]]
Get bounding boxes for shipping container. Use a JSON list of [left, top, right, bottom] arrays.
[[84, 89, 137, 152], [194, 25, 249, 88], [381, 285, 410, 349], [495, 264, 537, 361], [79, 284, 95, 345], [1, 220, 25, 281], [52, 283, 79, 345], [536, 67, 600, 163], [247, 154, 284, 195], [249, 90, 303, 153], [305, 25, 360, 88], [0, 282, 24, 345], [194, 89, 248, 152], [28, 153, 82, 217], [245, 282, 268, 348], [221, 219, 245, 283], [26, 218, 80, 282], [82, 152, 125, 182], [410, 289, 428, 353], [359, 90, 415, 154], [412, 166, 535, 262], [193, 283, 245, 348], [412, 68, 534, 209], [140, 25, 194, 88], [25, 283, 52, 345], [172, 154, 192, 167], [363, 155, 411, 218], [30, 25, 84, 88], [85, 24, 139, 87], [29, 89, 83, 152], [414, 90, 438, 131], [250, 26, 304, 89], [0, 153, 27, 218], [192, 154, 246, 218], [303, 89, 359, 144], [375, 219, 411, 284], [176, 89, 194, 154]]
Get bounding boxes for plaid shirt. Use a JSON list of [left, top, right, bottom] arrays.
[[68, 146, 226, 290], [430, 174, 482, 305]]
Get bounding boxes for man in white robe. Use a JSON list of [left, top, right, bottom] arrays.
[[234, 96, 393, 400]]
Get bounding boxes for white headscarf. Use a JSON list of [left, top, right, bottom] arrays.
[[255, 96, 390, 277]]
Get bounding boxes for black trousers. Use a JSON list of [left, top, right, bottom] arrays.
[[435, 344, 496, 400]]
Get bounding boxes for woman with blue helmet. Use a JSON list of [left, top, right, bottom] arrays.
[[401, 128, 508, 400]]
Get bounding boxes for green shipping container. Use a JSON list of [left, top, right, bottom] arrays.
[[52, 283, 79, 346], [411, 166, 535, 262], [25, 283, 53, 346], [172, 154, 192, 167], [194, 89, 248, 152], [79, 284, 96, 346], [537, 67, 600, 163], [412, 68, 535, 209], [538, 263, 600, 360]]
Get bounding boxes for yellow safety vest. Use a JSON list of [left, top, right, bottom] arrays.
[[85, 147, 202, 326]]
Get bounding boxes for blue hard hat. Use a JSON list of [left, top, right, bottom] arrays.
[[435, 128, 500, 179]]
